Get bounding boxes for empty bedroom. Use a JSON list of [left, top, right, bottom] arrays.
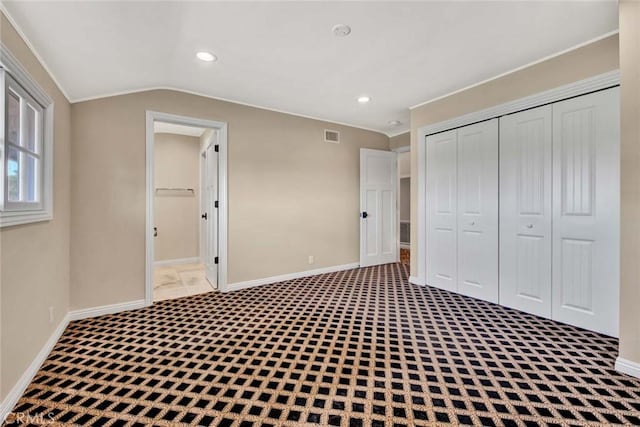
[[1, 1, 640, 426]]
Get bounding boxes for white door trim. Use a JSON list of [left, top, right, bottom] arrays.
[[145, 111, 228, 305], [416, 70, 619, 286], [416, 128, 426, 286]]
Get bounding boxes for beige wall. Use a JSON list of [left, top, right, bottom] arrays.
[[389, 132, 409, 150], [619, 0, 640, 365], [70, 91, 389, 309], [409, 34, 619, 275], [153, 133, 201, 262], [398, 151, 410, 177], [398, 151, 411, 223], [400, 178, 410, 222], [0, 14, 71, 399]]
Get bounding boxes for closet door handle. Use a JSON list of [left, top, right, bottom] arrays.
[[526, 224, 534, 229], [469, 221, 476, 226]]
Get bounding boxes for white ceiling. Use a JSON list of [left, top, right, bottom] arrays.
[[154, 121, 206, 137], [2, 1, 618, 135]]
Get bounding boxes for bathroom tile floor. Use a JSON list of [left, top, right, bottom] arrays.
[[153, 263, 214, 301]]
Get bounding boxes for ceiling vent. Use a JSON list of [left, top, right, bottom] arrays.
[[324, 129, 340, 144]]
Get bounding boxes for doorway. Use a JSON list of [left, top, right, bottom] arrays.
[[397, 150, 410, 265], [145, 111, 228, 305]]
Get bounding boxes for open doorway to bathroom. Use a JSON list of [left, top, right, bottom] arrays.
[[398, 151, 410, 265], [146, 112, 228, 303], [152, 122, 211, 301]]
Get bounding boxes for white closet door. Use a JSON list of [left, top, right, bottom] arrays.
[[457, 119, 499, 303], [499, 106, 552, 317], [426, 129, 458, 292], [552, 87, 620, 337]]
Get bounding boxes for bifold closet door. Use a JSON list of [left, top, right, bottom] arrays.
[[457, 119, 499, 303], [426, 129, 458, 292], [499, 106, 552, 318], [552, 87, 620, 337]]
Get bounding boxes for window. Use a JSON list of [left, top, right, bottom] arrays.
[[0, 49, 54, 227], [3, 73, 44, 210]]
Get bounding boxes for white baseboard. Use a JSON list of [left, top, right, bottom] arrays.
[[1, 297, 149, 420], [153, 257, 200, 268], [225, 263, 360, 292], [0, 314, 70, 422], [409, 276, 424, 286], [615, 357, 640, 379], [68, 299, 147, 321]]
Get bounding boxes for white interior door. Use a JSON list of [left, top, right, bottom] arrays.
[[457, 119, 499, 303], [204, 141, 218, 287], [500, 106, 553, 318], [552, 87, 620, 336], [360, 148, 397, 267], [425, 129, 458, 292], [200, 151, 206, 264]]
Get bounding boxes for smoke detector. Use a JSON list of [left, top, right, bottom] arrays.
[[332, 24, 352, 37]]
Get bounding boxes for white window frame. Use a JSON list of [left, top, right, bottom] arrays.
[[0, 44, 54, 227]]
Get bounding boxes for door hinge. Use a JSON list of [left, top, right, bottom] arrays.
[[214, 201, 219, 208], [214, 144, 219, 152], [214, 257, 219, 264]]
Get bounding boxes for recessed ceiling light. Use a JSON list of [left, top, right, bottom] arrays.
[[196, 51, 217, 62], [357, 96, 371, 104], [332, 24, 351, 37], [389, 120, 402, 126]]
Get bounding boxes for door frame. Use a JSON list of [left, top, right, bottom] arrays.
[[145, 111, 228, 305], [393, 147, 410, 253]]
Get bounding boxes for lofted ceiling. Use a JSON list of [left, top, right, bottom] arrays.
[[1, 1, 618, 135]]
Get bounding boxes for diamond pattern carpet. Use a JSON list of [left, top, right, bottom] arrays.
[[6, 263, 640, 426]]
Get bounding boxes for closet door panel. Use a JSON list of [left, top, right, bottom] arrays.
[[499, 106, 552, 318], [552, 87, 620, 336], [426, 129, 458, 292], [457, 119, 499, 303]]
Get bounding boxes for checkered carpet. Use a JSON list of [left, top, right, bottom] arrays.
[[6, 263, 640, 426]]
